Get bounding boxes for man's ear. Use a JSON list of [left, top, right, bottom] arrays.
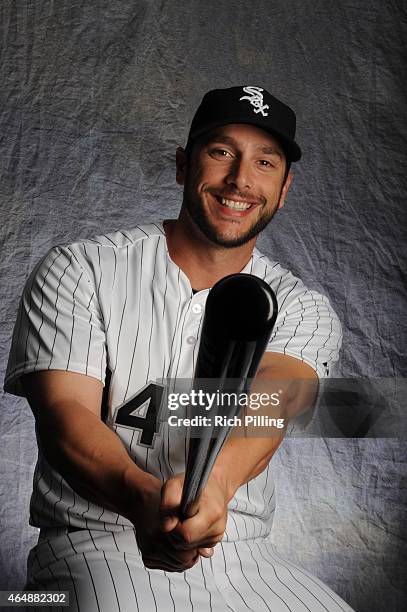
[[277, 171, 294, 209], [176, 147, 187, 185]]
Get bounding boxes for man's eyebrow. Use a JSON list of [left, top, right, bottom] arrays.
[[204, 134, 237, 146], [254, 144, 283, 158]]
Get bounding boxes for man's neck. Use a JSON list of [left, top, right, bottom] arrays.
[[163, 213, 256, 291]]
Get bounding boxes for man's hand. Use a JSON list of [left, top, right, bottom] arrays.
[[125, 470, 201, 572], [160, 470, 229, 557]]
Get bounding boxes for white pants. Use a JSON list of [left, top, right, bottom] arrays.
[[26, 527, 355, 612]]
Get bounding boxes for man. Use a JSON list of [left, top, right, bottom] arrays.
[[5, 86, 352, 611]]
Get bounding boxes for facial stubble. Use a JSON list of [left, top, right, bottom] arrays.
[[183, 175, 285, 249]]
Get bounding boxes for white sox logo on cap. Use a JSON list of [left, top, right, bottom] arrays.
[[239, 86, 269, 117]]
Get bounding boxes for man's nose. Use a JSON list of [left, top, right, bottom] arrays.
[[225, 157, 252, 190]]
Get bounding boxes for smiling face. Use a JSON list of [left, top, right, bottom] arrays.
[[176, 123, 293, 248]]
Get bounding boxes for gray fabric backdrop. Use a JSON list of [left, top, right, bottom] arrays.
[[1, 1, 406, 611]]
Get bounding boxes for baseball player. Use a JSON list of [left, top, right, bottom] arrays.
[[5, 86, 354, 611]]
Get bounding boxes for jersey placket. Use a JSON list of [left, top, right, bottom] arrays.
[[176, 292, 208, 380]]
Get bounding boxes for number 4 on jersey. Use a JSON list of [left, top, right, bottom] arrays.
[[113, 382, 164, 447]]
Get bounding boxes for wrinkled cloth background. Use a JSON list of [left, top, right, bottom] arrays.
[[1, 1, 406, 611]]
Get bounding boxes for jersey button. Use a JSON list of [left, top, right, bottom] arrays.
[[186, 336, 196, 345], [192, 304, 202, 314]]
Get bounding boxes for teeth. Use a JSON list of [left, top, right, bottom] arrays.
[[221, 198, 252, 210]]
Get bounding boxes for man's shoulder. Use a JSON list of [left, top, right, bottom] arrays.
[[251, 247, 337, 315], [28, 222, 166, 290], [251, 247, 304, 292], [68, 222, 165, 252], [41, 222, 166, 268]]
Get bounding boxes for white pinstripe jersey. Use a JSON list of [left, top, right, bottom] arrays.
[[4, 221, 342, 539]]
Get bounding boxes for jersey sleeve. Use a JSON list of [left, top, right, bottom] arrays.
[[267, 280, 342, 379], [4, 244, 107, 397]]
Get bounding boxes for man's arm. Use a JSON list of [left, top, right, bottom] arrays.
[[21, 370, 150, 513], [211, 351, 318, 500], [21, 370, 205, 571]]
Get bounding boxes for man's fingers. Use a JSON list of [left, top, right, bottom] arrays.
[[198, 547, 214, 558], [160, 472, 227, 552], [161, 514, 179, 533], [160, 475, 184, 516], [144, 539, 199, 571], [173, 508, 226, 547], [168, 527, 223, 550]]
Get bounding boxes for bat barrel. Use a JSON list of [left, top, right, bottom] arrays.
[[194, 273, 278, 380]]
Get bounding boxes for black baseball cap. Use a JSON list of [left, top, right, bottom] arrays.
[[186, 85, 301, 162]]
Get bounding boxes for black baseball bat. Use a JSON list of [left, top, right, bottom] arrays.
[[180, 273, 278, 518]]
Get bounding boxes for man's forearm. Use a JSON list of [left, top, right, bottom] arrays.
[[35, 399, 156, 520], [212, 432, 285, 502], [211, 362, 318, 500]]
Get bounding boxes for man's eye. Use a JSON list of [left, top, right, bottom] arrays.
[[258, 159, 273, 167], [211, 148, 232, 157]]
